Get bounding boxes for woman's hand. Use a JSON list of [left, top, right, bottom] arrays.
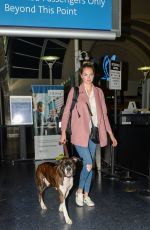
[[60, 131, 67, 145], [111, 137, 117, 147], [109, 133, 118, 147]]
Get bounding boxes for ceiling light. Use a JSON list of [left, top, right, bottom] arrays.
[[40, 56, 60, 62], [40, 56, 60, 85]]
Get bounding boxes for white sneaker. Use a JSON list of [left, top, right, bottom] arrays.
[[84, 196, 95, 207], [75, 192, 83, 207]]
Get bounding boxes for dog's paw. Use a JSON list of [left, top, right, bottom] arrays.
[[66, 218, 72, 225], [41, 204, 47, 210], [41, 209, 47, 216]]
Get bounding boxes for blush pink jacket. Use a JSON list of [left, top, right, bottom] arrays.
[[61, 83, 112, 147]]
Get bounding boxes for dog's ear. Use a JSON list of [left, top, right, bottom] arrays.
[[57, 157, 65, 165], [56, 158, 65, 175], [71, 156, 81, 163]]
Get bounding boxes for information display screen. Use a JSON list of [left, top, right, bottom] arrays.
[[10, 96, 33, 125]]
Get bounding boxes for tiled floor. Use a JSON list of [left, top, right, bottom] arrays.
[[0, 160, 150, 230]]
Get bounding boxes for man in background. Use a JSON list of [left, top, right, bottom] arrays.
[[33, 101, 47, 136]]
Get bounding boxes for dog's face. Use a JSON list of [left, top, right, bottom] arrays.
[[58, 157, 78, 178]]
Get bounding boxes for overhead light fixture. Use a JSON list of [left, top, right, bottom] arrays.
[[41, 56, 60, 62], [40, 56, 60, 85], [138, 66, 150, 80], [138, 66, 150, 71]]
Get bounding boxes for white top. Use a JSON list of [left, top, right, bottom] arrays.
[[85, 86, 98, 128]]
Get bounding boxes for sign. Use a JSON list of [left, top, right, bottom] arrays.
[[102, 54, 117, 81], [0, 0, 112, 30], [34, 135, 63, 160], [10, 96, 33, 125], [109, 61, 121, 90]]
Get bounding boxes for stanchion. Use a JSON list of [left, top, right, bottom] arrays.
[[119, 156, 136, 184], [120, 169, 137, 193], [119, 163, 137, 192], [104, 90, 119, 180], [118, 161, 137, 192], [104, 145, 119, 180], [120, 170, 136, 183]]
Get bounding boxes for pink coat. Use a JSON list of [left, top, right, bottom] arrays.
[[61, 83, 112, 147]]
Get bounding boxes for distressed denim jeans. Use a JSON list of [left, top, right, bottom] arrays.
[[75, 139, 97, 193]]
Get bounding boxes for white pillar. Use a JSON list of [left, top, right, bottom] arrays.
[[48, 63, 53, 85]]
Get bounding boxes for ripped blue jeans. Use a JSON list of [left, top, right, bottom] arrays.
[[75, 139, 97, 193]]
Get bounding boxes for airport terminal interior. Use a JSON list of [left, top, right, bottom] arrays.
[[0, 0, 150, 229]]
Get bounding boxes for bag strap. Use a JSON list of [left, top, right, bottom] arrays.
[[70, 87, 79, 113], [86, 102, 94, 127], [63, 143, 69, 157], [86, 102, 93, 116]]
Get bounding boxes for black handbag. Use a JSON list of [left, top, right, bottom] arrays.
[[90, 125, 99, 144], [86, 103, 100, 144]]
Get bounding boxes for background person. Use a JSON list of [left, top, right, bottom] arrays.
[[47, 108, 59, 135], [60, 62, 117, 207], [33, 101, 47, 136]]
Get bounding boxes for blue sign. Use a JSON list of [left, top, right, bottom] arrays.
[[0, 0, 112, 30], [102, 54, 117, 80]]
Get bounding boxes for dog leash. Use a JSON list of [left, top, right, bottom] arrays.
[[63, 143, 69, 158]]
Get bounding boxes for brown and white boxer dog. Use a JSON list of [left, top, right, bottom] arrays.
[[35, 157, 78, 225]]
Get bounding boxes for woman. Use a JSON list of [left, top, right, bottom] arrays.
[[60, 62, 117, 207]]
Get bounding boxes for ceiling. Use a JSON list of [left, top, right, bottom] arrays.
[[6, 37, 70, 79]]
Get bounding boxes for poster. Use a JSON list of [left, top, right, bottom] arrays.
[[31, 85, 64, 160], [34, 135, 64, 160]]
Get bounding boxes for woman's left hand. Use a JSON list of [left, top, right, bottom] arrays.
[[111, 137, 117, 147], [109, 133, 118, 147]]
